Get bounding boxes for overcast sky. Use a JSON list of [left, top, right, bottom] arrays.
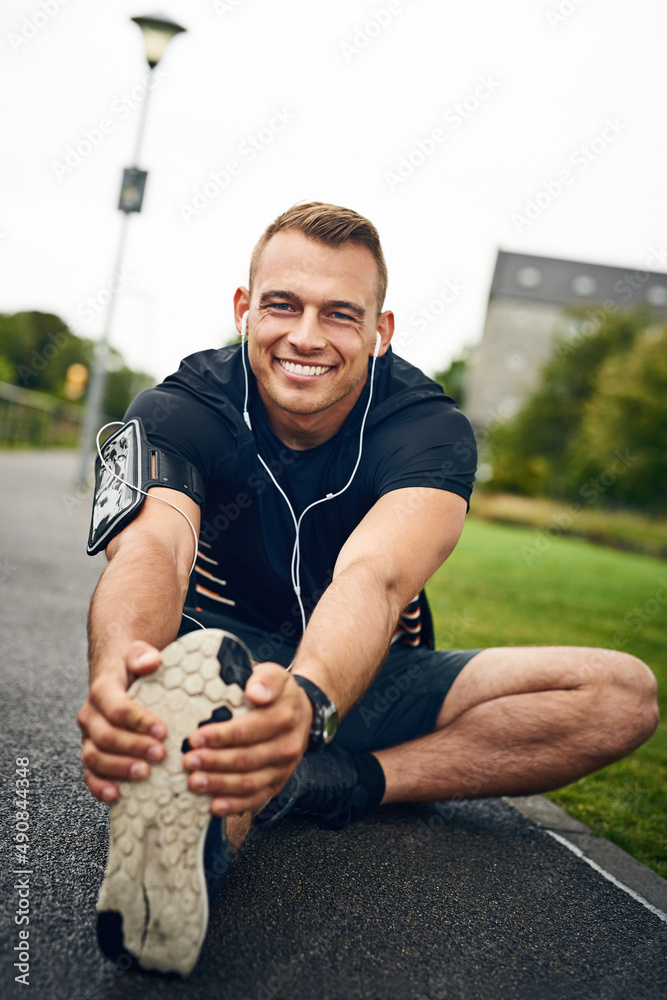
[[3, 0, 666, 382]]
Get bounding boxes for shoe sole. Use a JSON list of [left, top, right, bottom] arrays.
[[96, 629, 253, 976]]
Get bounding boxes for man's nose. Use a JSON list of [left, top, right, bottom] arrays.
[[286, 310, 327, 353]]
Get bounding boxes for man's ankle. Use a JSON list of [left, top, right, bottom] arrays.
[[226, 811, 252, 852]]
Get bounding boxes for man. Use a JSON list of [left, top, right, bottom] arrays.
[[77, 202, 658, 977]]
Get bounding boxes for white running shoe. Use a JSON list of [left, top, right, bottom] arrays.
[[95, 629, 254, 976]]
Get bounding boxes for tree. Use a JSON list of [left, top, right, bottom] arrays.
[[433, 354, 468, 407], [487, 306, 664, 511], [573, 328, 667, 512], [0, 311, 154, 420]]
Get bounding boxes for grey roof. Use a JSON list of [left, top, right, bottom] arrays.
[[490, 250, 667, 312]]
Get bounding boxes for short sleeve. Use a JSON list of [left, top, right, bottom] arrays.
[[369, 400, 477, 509], [124, 386, 237, 480]]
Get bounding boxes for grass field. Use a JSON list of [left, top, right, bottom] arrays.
[[425, 517, 667, 879], [470, 491, 667, 559]]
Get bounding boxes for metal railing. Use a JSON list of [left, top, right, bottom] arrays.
[[0, 382, 88, 447]]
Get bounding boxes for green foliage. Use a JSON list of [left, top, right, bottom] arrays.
[[573, 330, 667, 512], [0, 354, 13, 383], [105, 365, 155, 421], [487, 306, 666, 511], [433, 355, 468, 406], [0, 311, 90, 395], [0, 311, 154, 420]]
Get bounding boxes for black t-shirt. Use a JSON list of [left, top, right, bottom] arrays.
[[126, 345, 477, 649]]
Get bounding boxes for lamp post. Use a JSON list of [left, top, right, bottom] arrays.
[[76, 13, 186, 485]]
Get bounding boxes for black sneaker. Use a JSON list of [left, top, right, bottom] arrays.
[[255, 744, 369, 831], [96, 629, 253, 977]]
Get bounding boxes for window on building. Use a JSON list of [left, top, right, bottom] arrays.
[[646, 284, 667, 307], [571, 274, 597, 297], [516, 266, 542, 289]]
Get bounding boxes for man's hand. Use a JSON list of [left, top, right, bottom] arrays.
[[77, 641, 168, 804], [183, 663, 313, 816]]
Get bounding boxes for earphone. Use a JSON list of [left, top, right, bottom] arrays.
[[241, 311, 380, 430], [240, 309, 382, 634], [94, 315, 383, 640]]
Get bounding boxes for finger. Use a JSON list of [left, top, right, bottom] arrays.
[[126, 640, 162, 676], [81, 738, 153, 783], [183, 735, 301, 775], [88, 674, 167, 740], [83, 768, 120, 805], [188, 701, 297, 750], [187, 765, 283, 807], [85, 712, 168, 763], [244, 662, 291, 707]]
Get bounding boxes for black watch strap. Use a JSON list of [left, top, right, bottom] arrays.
[[292, 675, 339, 751]]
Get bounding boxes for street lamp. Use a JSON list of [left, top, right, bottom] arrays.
[[76, 13, 186, 484]]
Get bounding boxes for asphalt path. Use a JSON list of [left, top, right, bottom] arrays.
[[1, 450, 666, 1000]]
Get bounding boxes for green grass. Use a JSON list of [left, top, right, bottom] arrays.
[[470, 490, 667, 559], [426, 517, 667, 878]]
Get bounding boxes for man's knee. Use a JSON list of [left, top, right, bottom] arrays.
[[589, 650, 659, 755]]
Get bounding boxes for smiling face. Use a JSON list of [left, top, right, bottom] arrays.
[[234, 231, 393, 448]]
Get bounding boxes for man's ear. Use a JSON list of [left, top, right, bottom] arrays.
[[373, 310, 394, 356], [233, 287, 250, 335]]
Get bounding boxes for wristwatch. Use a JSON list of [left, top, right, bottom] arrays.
[[292, 675, 339, 751]]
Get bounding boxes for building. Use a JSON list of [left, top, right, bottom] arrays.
[[465, 250, 667, 433]]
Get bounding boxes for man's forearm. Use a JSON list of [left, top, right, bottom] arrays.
[[88, 536, 188, 681], [290, 558, 402, 716]]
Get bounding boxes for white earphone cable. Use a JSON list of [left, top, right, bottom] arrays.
[[241, 311, 380, 635], [96, 314, 382, 641], [240, 310, 252, 428]]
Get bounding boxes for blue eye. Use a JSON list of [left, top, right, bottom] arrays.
[[262, 302, 295, 314]]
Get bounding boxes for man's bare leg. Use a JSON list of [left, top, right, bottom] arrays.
[[375, 647, 659, 804], [227, 811, 252, 851]]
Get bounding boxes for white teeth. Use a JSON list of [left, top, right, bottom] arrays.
[[279, 360, 330, 376]]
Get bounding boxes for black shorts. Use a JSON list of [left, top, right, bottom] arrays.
[[178, 608, 482, 754]]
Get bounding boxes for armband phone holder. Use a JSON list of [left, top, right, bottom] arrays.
[[86, 418, 204, 556]]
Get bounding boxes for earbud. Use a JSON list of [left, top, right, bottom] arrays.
[[373, 331, 381, 358], [241, 311, 249, 338]]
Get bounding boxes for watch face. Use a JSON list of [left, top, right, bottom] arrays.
[[323, 707, 339, 744]]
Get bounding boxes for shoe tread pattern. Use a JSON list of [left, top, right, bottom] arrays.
[[96, 629, 252, 976]]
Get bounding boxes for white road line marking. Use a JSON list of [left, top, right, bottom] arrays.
[[546, 830, 667, 925]]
